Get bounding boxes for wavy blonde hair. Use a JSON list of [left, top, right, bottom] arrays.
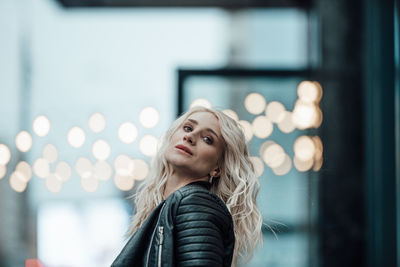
[[127, 107, 263, 265]]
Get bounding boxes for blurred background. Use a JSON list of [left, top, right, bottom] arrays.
[[0, 0, 398, 266]]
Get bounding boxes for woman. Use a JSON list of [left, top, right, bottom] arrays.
[[112, 107, 263, 267]]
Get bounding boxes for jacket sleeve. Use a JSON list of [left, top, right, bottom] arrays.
[[174, 192, 231, 267]]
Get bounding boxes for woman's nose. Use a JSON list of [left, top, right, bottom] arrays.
[[183, 133, 195, 144]]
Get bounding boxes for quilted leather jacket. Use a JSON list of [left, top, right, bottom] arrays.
[[111, 181, 235, 267]]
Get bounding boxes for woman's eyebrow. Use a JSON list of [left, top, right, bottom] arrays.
[[188, 119, 220, 139]]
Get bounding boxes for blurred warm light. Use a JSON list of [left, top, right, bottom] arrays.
[[139, 107, 160, 128], [132, 159, 149, 181], [67, 127, 86, 148], [190, 98, 212, 109], [10, 171, 27, 192], [262, 143, 286, 168], [312, 136, 323, 171], [94, 160, 112, 181], [75, 157, 93, 178], [92, 139, 111, 161], [313, 157, 323, 171], [272, 154, 292, 176], [45, 174, 63, 193], [80, 177, 99, 193], [297, 81, 322, 103], [42, 144, 58, 163], [244, 93, 266, 115], [222, 109, 239, 122], [258, 140, 275, 159], [277, 111, 296, 133], [314, 107, 323, 128], [55, 161, 72, 182], [294, 136, 315, 161], [33, 158, 50, 179], [252, 116, 273, 139], [238, 120, 253, 142], [114, 155, 134, 176], [0, 165, 6, 179], [294, 156, 314, 172], [250, 156, 264, 177], [265, 101, 286, 123], [292, 100, 318, 130], [0, 144, 11, 165], [88, 113, 106, 133], [16, 161, 32, 182], [33, 115, 51, 137], [114, 174, 135, 191], [118, 122, 138, 144], [15, 131, 33, 152], [139, 135, 158, 157]]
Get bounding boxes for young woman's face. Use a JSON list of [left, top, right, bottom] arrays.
[[165, 111, 224, 179]]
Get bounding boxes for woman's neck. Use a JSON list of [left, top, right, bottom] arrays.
[[163, 172, 208, 199]]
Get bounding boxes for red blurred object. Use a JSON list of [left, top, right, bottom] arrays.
[[25, 259, 45, 267]]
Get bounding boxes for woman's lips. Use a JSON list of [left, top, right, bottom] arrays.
[[175, 144, 193, 155]]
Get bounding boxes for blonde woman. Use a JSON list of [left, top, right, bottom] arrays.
[[112, 107, 263, 267]]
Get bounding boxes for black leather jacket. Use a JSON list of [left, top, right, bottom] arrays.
[[111, 181, 235, 267]]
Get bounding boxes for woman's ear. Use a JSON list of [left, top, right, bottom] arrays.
[[210, 167, 221, 178]]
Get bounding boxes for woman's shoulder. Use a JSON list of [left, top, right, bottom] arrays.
[[172, 181, 233, 224]]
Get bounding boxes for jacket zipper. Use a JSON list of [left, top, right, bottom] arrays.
[[145, 202, 165, 267], [157, 226, 164, 267]]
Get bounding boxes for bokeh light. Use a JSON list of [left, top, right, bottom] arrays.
[[250, 156, 264, 177], [238, 120, 253, 142], [0, 144, 11, 165], [33, 158, 50, 179], [94, 160, 112, 181], [32, 115, 51, 137], [132, 159, 149, 181], [75, 157, 93, 178], [294, 136, 315, 161], [67, 127, 86, 148], [45, 174, 63, 193], [294, 156, 314, 172], [15, 131, 33, 152], [262, 143, 286, 168], [139, 107, 160, 128], [259, 140, 275, 159], [118, 122, 138, 144], [114, 155, 134, 176], [244, 93, 266, 115], [92, 139, 111, 161], [16, 161, 32, 182], [297, 81, 322, 103], [88, 113, 106, 133], [265, 101, 286, 123], [10, 171, 27, 192], [42, 144, 58, 163], [252, 116, 273, 139], [80, 177, 99, 193], [55, 161, 72, 182], [190, 98, 212, 109], [277, 111, 296, 133], [222, 109, 239, 122], [292, 100, 318, 130], [114, 174, 135, 191], [272, 154, 292, 176], [139, 135, 158, 157], [0, 165, 6, 179]]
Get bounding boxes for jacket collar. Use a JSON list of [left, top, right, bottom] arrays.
[[185, 180, 211, 190]]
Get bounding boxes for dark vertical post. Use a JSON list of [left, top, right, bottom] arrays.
[[317, 0, 365, 266], [365, 0, 397, 266]]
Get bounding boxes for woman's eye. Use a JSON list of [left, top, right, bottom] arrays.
[[183, 125, 192, 132], [203, 136, 213, 144]]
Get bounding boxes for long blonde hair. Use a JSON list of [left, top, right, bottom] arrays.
[[128, 107, 263, 265]]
